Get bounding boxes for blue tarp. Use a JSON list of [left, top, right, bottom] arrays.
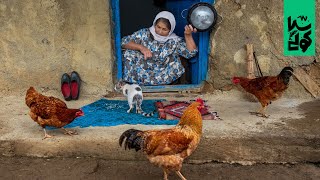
[[65, 99, 178, 128]]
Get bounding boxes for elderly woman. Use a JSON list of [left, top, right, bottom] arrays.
[[121, 11, 198, 85]]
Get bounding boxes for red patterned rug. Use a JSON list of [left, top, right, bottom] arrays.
[[154, 100, 219, 120]]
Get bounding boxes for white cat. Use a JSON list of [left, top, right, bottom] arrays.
[[114, 80, 155, 117]]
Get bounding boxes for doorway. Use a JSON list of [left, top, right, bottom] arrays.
[[111, 0, 214, 91]]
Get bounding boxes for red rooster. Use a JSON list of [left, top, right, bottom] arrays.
[[25, 87, 84, 139], [119, 98, 205, 180], [232, 67, 294, 118]]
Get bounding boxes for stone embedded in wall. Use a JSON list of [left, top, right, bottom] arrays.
[[234, 48, 246, 64], [250, 15, 271, 49], [235, 10, 243, 18]]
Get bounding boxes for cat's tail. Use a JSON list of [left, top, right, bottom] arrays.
[[133, 94, 156, 117], [138, 109, 157, 117]]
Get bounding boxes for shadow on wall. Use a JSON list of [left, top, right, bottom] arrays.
[[120, 0, 166, 37]]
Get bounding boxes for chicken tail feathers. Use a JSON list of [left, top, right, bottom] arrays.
[[119, 129, 143, 152]]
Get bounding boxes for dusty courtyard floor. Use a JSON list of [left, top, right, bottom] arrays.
[[0, 156, 319, 180], [0, 89, 319, 165]]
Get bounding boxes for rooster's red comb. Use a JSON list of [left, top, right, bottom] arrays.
[[196, 98, 204, 105]]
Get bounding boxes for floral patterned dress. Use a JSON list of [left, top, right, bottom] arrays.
[[121, 28, 198, 85]]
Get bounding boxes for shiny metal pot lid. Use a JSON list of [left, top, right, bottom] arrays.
[[187, 2, 217, 32]]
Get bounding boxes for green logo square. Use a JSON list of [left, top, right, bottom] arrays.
[[284, 0, 315, 56]]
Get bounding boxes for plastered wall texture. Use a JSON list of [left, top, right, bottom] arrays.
[[210, 0, 319, 98], [0, 0, 319, 97], [0, 0, 112, 96]]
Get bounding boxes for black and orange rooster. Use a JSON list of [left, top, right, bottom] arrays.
[[25, 87, 84, 139], [232, 67, 294, 118], [119, 98, 205, 180]]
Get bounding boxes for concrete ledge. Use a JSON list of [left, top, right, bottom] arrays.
[[1, 132, 319, 165], [1, 92, 319, 164]]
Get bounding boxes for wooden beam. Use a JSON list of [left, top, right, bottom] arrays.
[[293, 66, 320, 98], [246, 44, 255, 79]]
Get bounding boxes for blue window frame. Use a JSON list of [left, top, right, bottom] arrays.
[[111, 0, 215, 92]]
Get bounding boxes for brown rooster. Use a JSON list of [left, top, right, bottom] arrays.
[[25, 87, 84, 139], [119, 98, 205, 180], [232, 66, 294, 118]]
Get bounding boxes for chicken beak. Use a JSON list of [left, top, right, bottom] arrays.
[[289, 70, 295, 77], [78, 110, 85, 116]]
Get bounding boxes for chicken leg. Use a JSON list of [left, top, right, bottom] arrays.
[[61, 127, 78, 136], [250, 106, 269, 118], [258, 106, 269, 118], [163, 169, 169, 180], [43, 128, 53, 140]]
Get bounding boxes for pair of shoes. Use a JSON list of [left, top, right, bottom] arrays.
[[61, 71, 81, 101]]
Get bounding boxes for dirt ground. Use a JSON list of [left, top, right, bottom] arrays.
[[0, 156, 319, 180]]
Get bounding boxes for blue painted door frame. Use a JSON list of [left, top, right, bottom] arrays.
[[111, 0, 214, 88]]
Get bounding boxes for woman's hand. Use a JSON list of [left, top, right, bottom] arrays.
[[139, 46, 153, 60], [184, 25, 197, 51], [184, 24, 197, 35], [123, 41, 152, 60]]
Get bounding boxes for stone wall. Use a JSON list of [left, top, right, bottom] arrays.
[[0, 0, 113, 96], [0, 0, 319, 97], [209, 0, 319, 98]]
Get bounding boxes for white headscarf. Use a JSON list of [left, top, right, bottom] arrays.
[[149, 11, 179, 43]]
